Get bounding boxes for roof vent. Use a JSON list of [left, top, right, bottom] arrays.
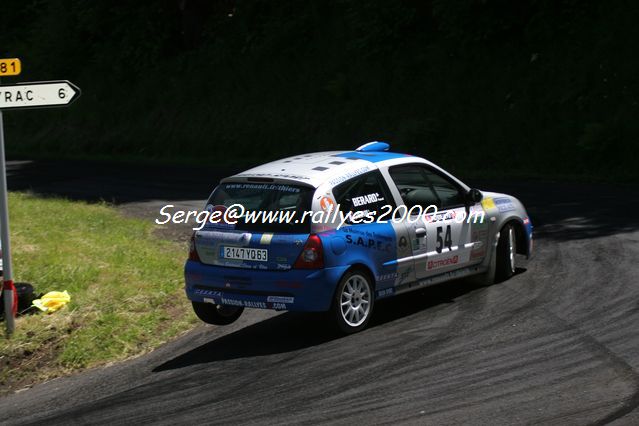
[[355, 141, 390, 152]]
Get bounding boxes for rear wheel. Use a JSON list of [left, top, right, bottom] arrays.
[[495, 223, 517, 282], [331, 270, 374, 334], [192, 301, 244, 325]]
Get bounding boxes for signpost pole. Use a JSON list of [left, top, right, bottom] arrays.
[[0, 109, 16, 336], [0, 58, 79, 335]]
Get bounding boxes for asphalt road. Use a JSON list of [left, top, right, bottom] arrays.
[[1, 159, 639, 425]]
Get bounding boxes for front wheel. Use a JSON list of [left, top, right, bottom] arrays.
[[192, 301, 244, 325], [495, 223, 517, 282], [331, 270, 374, 334]]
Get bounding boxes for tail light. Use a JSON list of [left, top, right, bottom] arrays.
[[293, 234, 324, 269], [189, 232, 201, 262]]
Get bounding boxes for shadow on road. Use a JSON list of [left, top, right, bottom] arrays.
[[153, 274, 508, 373]]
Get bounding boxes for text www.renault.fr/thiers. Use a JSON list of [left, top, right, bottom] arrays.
[[155, 204, 485, 230]]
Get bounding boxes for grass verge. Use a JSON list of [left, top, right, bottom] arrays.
[[0, 192, 198, 395]]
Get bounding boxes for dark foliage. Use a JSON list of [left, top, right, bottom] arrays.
[[1, 0, 637, 180]]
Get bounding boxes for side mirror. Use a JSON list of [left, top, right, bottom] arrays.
[[467, 188, 483, 204]]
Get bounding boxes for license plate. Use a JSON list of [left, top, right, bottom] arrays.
[[220, 246, 268, 262]]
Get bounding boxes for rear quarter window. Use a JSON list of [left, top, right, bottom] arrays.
[[332, 171, 394, 222]]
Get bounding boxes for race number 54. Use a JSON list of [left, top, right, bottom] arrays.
[[436, 225, 453, 253]]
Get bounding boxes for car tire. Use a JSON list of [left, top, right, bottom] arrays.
[[192, 301, 244, 325], [331, 269, 375, 334], [495, 223, 517, 282]]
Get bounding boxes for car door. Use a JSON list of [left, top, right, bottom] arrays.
[[331, 170, 415, 296], [388, 164, 475, 280]]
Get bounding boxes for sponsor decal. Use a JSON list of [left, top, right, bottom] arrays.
[[328, 166, 371, 186], [320, 196, 336, 212], [469, 204, 483, 214], [424, 210, 457, 223], [216, 260, 266, 270], [377, 272, 398, 282], [270, 303, 289, 310], [267, 296, 294, 304], [223, 183, 302, 193], [195, 289, 223, 298], [342, 226, 393, 240], [352, 192, 384, 207], [201, 294, 291, 310], [418, 264, 475, 286], [494, 197, 515, 212], [345, 234, 392, 252], [469, 237, 486, 260], [471, 229, 488, 242], [221, 298, 267, 309], [260, 233, 273, 245], [427, 255, 459, 270], [234, 172, 311, 181], [481, 197, 496, 210], [523, 217, 530, 225], [428, 250, 471, 270], [377, 269, 411, 283], [470, 247, 486, 260], [377, 287, 395, 298], [399, 236, 408, 248]]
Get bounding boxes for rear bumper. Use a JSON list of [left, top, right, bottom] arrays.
[[184, 260, 349, 312]]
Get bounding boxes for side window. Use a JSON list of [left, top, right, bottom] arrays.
[[332, 171, 394, 220], [389, 165, 439, 209], [389, 164, 465, 210], [425, 171, 466, 209]]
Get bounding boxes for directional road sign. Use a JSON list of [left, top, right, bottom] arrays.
[[0, 80, 81, 110]]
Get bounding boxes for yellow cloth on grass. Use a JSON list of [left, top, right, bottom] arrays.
[[32, 290, 71, 313]]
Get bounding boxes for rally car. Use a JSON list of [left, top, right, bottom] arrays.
[[184, 142, 533, 333]]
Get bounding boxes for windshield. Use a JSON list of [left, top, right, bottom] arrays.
[[207, 182, 313, 233]]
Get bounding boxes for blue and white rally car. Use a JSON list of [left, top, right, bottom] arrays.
[[184, 142, 533, 333]]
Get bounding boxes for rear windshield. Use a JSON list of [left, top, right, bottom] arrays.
[[207, 182, 313, 233]]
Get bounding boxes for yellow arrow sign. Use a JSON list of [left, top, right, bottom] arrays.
[[0, 58, 21, 77]]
